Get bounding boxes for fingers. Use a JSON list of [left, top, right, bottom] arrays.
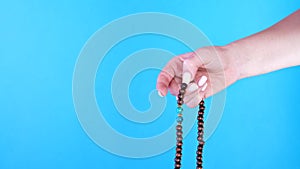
[[169, 79, 180, 96], [180, 47, 214, 85], [157, 49, 211, 100], [182, 59, 198, 84], [156, 71, 173, 96], [156, 54, 184, 97], [156, 57, 179, 96], [181, 52, 209, 83]]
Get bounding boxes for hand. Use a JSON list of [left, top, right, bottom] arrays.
[[157, 10, 300, 108], [156, 46, 240, 108]]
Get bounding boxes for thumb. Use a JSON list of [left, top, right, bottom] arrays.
[[181, 53, 200, 84]]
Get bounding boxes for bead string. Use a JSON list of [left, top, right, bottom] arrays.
[[196, 99, 205, 169], [174, 83, 187, 169], [174, 83, 205, 169]]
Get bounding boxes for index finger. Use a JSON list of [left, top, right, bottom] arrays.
[[156, 71, 173, 96]]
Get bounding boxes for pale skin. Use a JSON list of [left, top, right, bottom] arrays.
[[156, 9, 300, 108]]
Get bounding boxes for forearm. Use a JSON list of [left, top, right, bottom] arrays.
[[226, 9, 300, 79]]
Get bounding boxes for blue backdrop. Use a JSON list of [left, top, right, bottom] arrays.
[[1, 1, 300, 169]]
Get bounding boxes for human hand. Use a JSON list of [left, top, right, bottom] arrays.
[[156, 46, 240, 108]]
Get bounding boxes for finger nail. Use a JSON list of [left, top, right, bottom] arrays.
[[201, 83, 208, 91], [158, 91, 164, 97], [182, 72, 191, 84], [188, 83, 198, 92], [198, 76, 207, 87]]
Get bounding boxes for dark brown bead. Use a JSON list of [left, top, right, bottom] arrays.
[[176, 125, 182, 130], [197, 136, 204, 140], [175, 163, 181, 168], [176, 132, 183, 136], [198, 123, 204, 127], [176, 147, 182, 151], [177, 93, 183, 99], [198, 130, 204, 134], [175, 162, 181, 166], [197, 143, 203, 147], [176, 136, 183, 141], [198, 122, 204, 125], [197, 137, 203, 142], [181, 83, 188, 90], [177, 100, 183, 105], [198, 120, 203, 124], [176, 153, 182, 157], [177, 142, 183, 147], [179, 89, 185, 94], [196, 156, 202, 160], [198, 120, 204, 124], [176, 129, 183, 133], [198, 127, 204, 131], [199, 140, 205, 145], [198, 113, 203, 116]]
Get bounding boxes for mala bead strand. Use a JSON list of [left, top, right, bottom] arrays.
[[174, 83, 187, 169], [196, 99, 205, 169], [174, 83, 206, 169]]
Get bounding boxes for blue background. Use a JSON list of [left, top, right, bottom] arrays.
[[1, 0, 300, 169]]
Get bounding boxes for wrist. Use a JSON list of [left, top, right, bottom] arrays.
[[219, 42, 245, 85]]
